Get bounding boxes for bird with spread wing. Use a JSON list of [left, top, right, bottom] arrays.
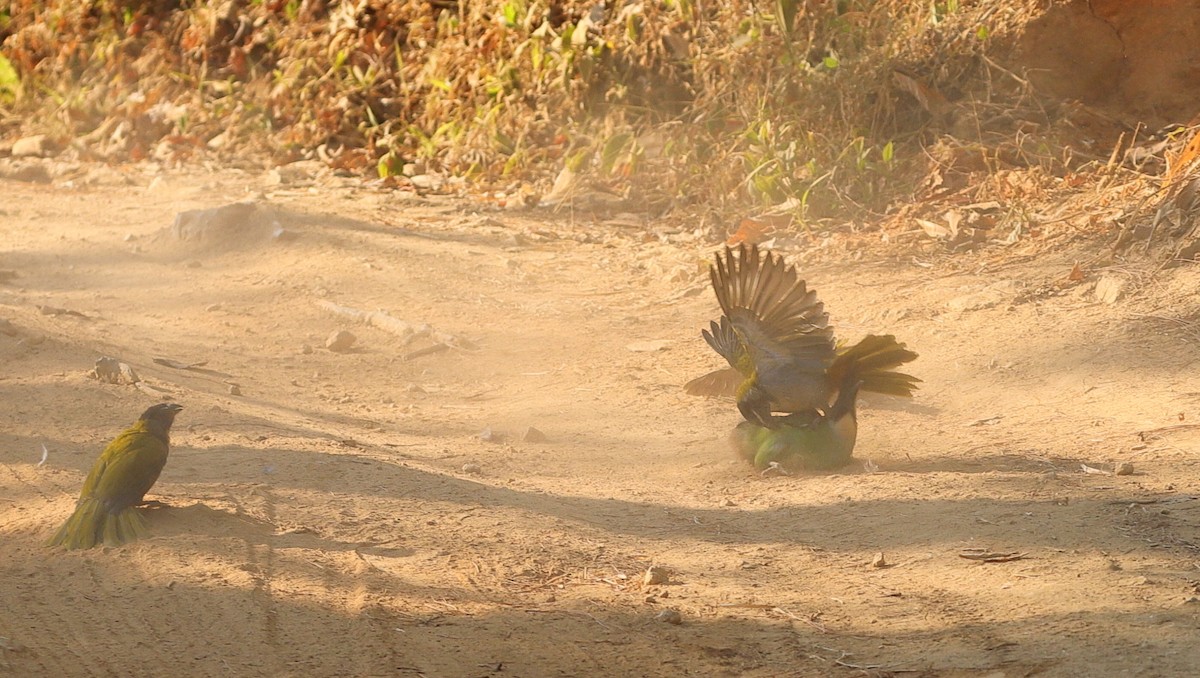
[[687, 244, 918, 469]]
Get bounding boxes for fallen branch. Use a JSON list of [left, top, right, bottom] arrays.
[[316, 300, 476, 350]]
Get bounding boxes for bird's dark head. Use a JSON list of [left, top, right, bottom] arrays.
[[140, 403, 184, 428]]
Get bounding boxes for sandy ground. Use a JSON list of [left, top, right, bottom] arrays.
[[3, 164, 1200, 677]]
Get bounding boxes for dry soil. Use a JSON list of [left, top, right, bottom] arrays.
[[3, 165, 1200, 677]]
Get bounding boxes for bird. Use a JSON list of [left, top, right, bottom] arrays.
[[731, 380, 862, 471], [47, 403, 183, 550], [687, 243, 919, 429]]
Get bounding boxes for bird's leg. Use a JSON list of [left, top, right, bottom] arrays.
[[136, 499, 169, 509], [738, 387, 779, 429]]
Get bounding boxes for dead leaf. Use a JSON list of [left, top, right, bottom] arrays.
[[892, 69, 952, 118], [1165, 127, 1200, 186], [37, 305, 90, 319], [943, 209, 963, 237], [916, 218, 952, 239], [539, 165, 578, 207]]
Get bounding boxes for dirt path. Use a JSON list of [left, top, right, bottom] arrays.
[[3, 166, 1200, 677]]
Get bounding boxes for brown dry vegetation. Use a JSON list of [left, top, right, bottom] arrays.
[[4, 1, 1200, 254]]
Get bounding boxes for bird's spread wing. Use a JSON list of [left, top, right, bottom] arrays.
[[683, 367, 743, 397], [710, 243, 835, 368], [700, 317, 746, 370]]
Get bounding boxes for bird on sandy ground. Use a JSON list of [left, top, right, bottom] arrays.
[[47, 403, 183, 550], [687, 244, 918, 468], [730, 379, 862, 471]]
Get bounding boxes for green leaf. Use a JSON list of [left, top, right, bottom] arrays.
[[776, 0, 799, 36], [600, 132, 632, 174], [0, 53, 20, 104], [976, 25, 990, 40], [882, 141, 894, 164], [822, 55, 839, 70]]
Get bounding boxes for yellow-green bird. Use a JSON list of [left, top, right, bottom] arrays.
[[687, 244, 919, 428], [730, 380, 862, 471], [47, 403, 183, 550]]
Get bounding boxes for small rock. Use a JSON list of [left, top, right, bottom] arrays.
[[300, 343, 313, 354], [0, 318, 17, 336], [479, 428, 506, 443], [643, 566, 671, 586], [90, 356, 139, 384], [17, 334, 46, 347], [1114, 461, 1134, 476], [2, 161, 52, 183], [410, 174, 441, 190], [871, 552, 887, 568], [1094, 274, 1125, 304], [228, 384, 243, 396], [12, 134, 51, 158], [655, 609, 683, 625], [325, 329, 356, 352], [462, 463, 482, 475], [522, 426, 548, 443], [719, 497, 737, 507], [205, 303, 223, 312]]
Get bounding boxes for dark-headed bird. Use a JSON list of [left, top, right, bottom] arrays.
[[47, 403, 183, 550], [687, 243, 919, 428]]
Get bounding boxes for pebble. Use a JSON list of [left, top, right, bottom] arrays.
[[872, 552, 887, 568], [522, 426, 548, 443], [655, 609, 683, 625], [643, 566, 671, 585], [326, 329, 356, 352], [300, 343, 313, 354], [228, 384, 243, 396], [462, 463, 482, 475], [0, 318, 17, 336], [1115, 461, 1134, 476], [11, 134, 51, 158], [479, 428, 506, 443]]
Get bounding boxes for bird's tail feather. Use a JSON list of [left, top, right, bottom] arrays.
[[829, 334, 920, 397], [47, 498, 149, 550]]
